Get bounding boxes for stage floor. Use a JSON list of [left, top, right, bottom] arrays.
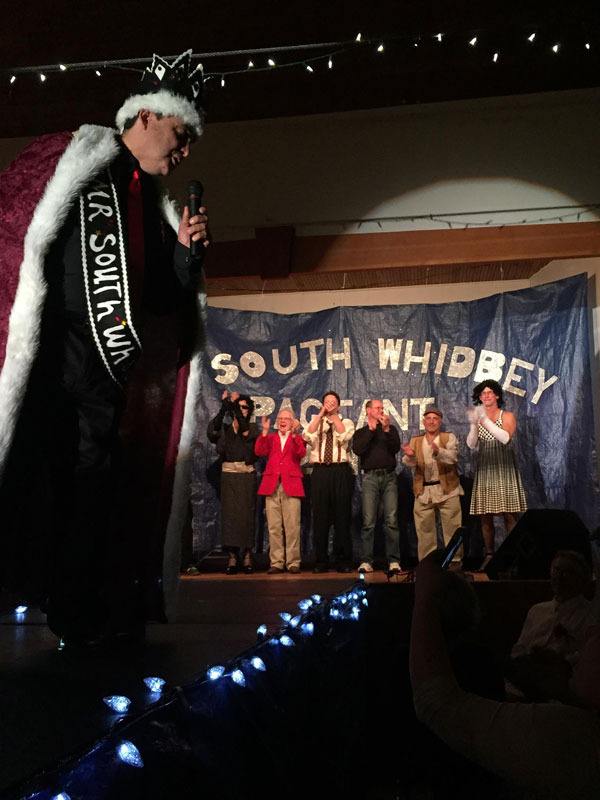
[[0, 573, 354, 794], [0, 571, 550, 796]]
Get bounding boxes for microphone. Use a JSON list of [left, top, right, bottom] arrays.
[[187, 180, 204, 260]]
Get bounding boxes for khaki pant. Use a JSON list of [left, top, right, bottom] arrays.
[[266, 483, 301, 569], [413, 494, 462, 562]]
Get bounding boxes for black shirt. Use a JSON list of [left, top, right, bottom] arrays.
[[44, 138, 197, 320], [352, 423, 400, 470]]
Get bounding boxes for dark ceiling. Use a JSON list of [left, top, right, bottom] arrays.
[[2, 0, 600, 138]]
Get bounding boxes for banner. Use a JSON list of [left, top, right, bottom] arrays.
[[191, 274, 599, 555]]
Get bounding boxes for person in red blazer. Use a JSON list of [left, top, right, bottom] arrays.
[[255, 409, 307, 574]]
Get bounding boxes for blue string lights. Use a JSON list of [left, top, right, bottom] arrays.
[[15, 581, 368, 800]]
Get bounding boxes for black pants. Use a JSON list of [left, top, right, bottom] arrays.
[[0, 313, 130, 638], [310, 463, 354, 566]]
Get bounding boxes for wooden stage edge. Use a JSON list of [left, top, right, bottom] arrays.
[[182, 569, 492, 584]]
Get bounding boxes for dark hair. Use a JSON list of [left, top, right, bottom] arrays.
[[234, 394, 255, 416], [551, 550, 592, 581], [322, 390, 341, 406], [472, 379, 504, 407]]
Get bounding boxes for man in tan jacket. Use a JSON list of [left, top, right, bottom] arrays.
[[402, 406, 463, 562]]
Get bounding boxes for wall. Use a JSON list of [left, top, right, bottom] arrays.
[[166, 88, 600, 239], [2, 89, 599, 241]]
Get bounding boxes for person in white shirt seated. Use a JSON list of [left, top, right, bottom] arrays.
[[511, 550, 593, 665]]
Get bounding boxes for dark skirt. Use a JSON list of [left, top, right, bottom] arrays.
[[220, 471, 257, 550]]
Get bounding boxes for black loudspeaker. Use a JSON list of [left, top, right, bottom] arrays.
[[485, 509, 591, 579]]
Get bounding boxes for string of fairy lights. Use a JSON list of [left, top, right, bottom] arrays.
[[11, 581, 370, 799], [3, 24, 598, 88]]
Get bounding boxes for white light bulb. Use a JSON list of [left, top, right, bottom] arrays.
[[328, 57, 333, 69], [221, 76, 225, 87], [301, 622, 314, 636], [143, 677, 165, 693], [377, 44, 384, 53], [552, 43, 560, 53], [103, 695, 131, 714], [585, 43, 591, 50], [493, 52, 499, 62], [40, 73, 46, 82], [279, 635, 294, 646], [289, 615, 301, 628], [207, 665, 225, 681], [330, 608, 340, 619], [268, 58, 276, 67], [298, 599, 312, 612], [117, 740, 143, 768], [355, 33, 362, 43], [528, 32, 536, 42], [469, 37, 477, 47], [52, 793, 72, 800], [59, 64, 67, 71], [248, 60, 254, 68], [10, 75, 16, 84], [305, 64, 314, 73], [435, 33, 443, 42], [251, 656, 266, 671], [15, 605, 27, 614], [257, 623, 267, 637], [95, 70, 101, 77], [231, 669, 245, 686], [279, 611, 292, 622], [311, 594, 322, 604]]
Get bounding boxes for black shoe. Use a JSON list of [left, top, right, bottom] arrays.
[[287, 566, 301, 574], [56, 632, 106, 650], [268, 566, 284, 574], [225, 563, 239, 575], [242, 553, 254, 574], [313, 563, 330, 573]]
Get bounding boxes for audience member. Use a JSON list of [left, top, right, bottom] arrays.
[[410, 554, 600, 799], [511, 551, 593, 664]]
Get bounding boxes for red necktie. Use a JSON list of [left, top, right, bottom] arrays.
[[127, 168, 145, 314]]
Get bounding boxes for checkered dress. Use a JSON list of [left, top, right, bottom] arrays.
[[470, 411, 527, 515]]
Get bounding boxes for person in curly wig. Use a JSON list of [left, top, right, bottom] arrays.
[[466, 379, 527, 567], [207, 391, 259, 574]]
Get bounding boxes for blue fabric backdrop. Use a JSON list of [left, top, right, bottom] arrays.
[[191, 274, 599, 556]]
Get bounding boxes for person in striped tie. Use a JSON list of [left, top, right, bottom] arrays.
[[303, 391, 355, 573]]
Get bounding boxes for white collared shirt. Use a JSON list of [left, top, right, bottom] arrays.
[[512, 595, 593, 662], [402, 433, 463, 504], [303, 415, 355, 464]]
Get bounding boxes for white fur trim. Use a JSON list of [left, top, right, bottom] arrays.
[[159, 187, 208, 619], [0, 126, 120, 477], [115, 90, 203, 138]]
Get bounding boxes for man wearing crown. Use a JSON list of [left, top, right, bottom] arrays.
[[0, 50, 208, 645]]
